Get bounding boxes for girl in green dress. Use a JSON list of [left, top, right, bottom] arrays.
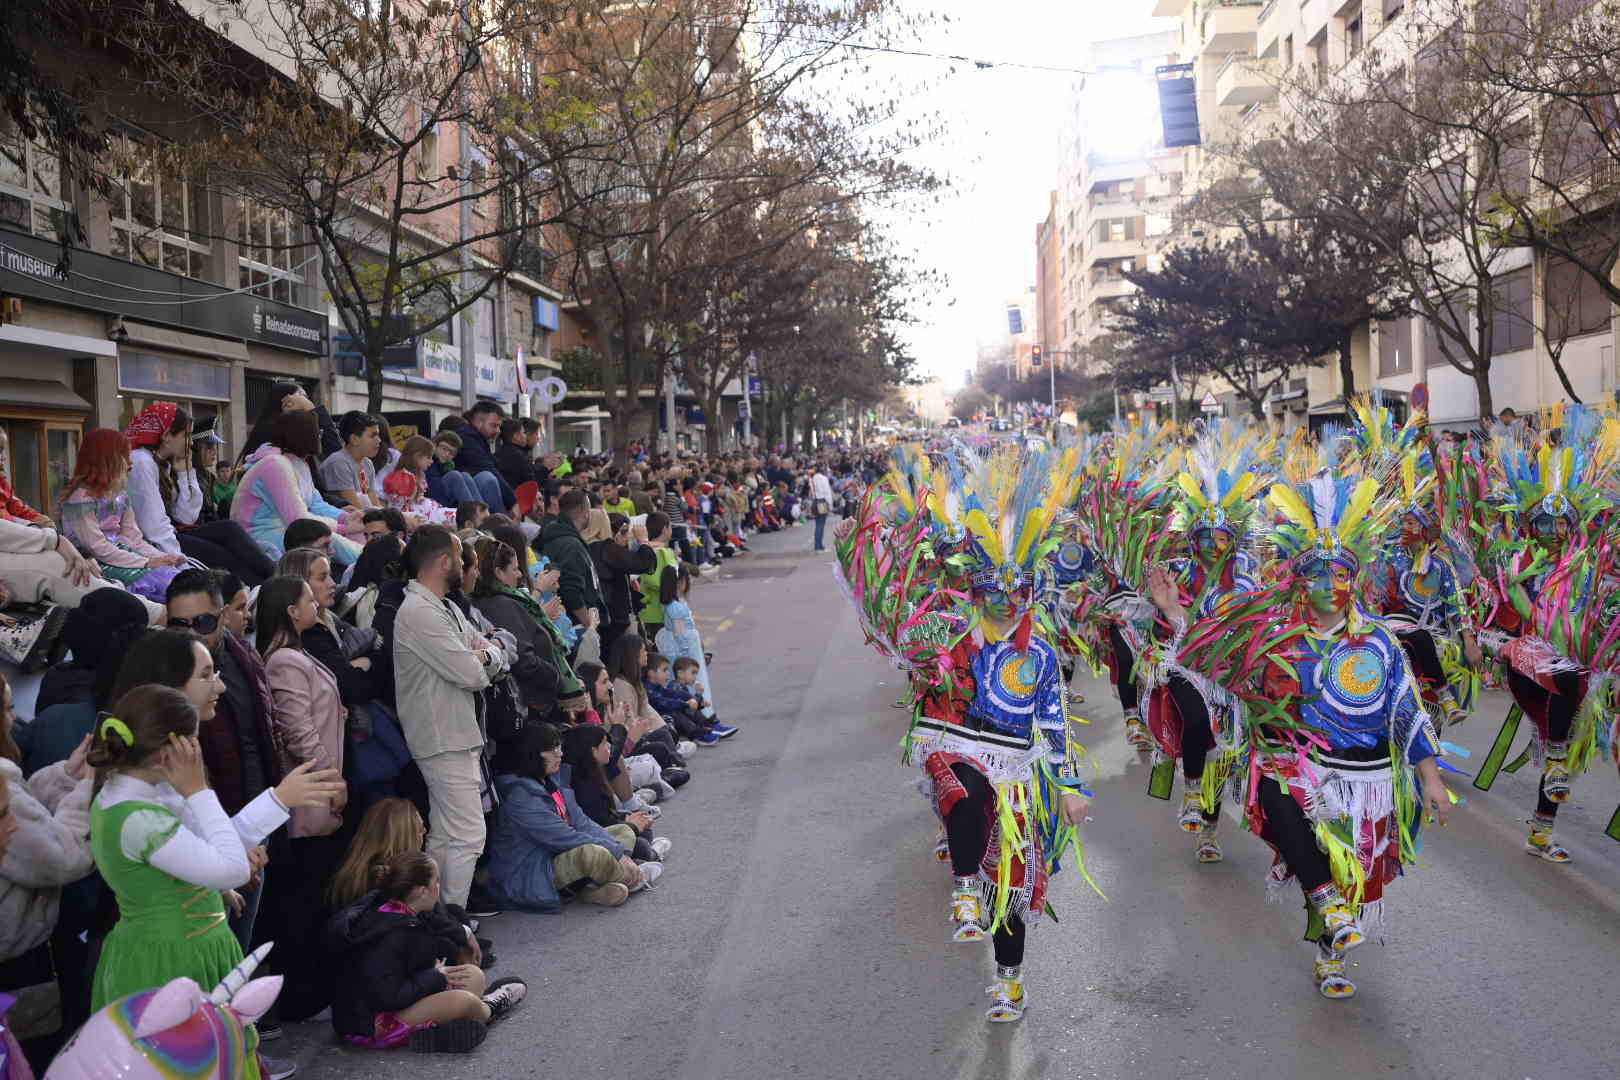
[[87, 682, 345, 1016]]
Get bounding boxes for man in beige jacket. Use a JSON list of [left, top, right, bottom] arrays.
[[392, 524, 506, 907]]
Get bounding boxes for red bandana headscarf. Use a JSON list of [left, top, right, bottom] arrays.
[[124, 402, 178, 450]]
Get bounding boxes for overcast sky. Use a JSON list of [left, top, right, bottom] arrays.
[[873, 0, 1174, 389]]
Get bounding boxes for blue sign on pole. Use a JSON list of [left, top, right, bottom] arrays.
[[1007, 307, 1023, 335], [748, 375, 762, 397]]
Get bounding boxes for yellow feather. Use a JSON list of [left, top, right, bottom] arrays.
[[1177, 472, 1209, 507], [1269, 484, 1317, 537], [884, 470, 915, 516], [964, 508, 1004, 565], [1337, 478, 1379, 537]]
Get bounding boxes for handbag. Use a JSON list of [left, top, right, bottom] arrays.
[[812, 498, 831, 516]]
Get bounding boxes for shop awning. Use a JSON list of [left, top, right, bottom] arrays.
[[0, 376, 92, 412], [0, 322, 116, 358], [124, 320, 250, 363]]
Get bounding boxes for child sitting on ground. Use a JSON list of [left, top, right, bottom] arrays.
[[672, 657, 737, 739], [654, 567, 738, 739], [644, 653, 721, 746], [328, 851, 526, 1053]]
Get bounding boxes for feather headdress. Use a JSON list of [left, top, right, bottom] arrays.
[[1169, 418, 1275, 537], [932, 440, 1084, 594], [1484, 403, 1620, 528], [1265, 435, 1412, 577]]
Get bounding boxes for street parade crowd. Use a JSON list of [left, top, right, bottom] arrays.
[[0, 379, 884, 1079], [833, 396, 1620, 1022]]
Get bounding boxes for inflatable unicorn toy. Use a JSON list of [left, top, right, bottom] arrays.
[[44, 944, 280, 1080]]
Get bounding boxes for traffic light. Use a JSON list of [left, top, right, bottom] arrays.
[[1030, 345, 1043, 369]]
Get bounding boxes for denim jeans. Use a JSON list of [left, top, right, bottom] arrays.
[[428, 470, 481, 507], [814, 513, 828, 550]]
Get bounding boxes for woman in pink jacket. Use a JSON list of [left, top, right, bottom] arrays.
[[257, 571, 352, 1020]]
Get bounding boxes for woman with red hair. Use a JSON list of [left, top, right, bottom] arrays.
[[58, 428, 187, 601]]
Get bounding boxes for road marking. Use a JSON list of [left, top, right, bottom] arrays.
[[714, 618, 734, 633]]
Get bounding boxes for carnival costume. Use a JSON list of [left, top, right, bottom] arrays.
[[1176, 455, 1447, 1000], [1473, 406, 1620, 864], [1141, 421, 1272, 863], [1345, 399, 1483, 732], [835, 442, 1096, 1023], [1069, 421, 1178, 753]]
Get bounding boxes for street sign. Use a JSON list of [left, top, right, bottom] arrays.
[[748, 375, 762, 397], [1200, 391, 1220, 413]]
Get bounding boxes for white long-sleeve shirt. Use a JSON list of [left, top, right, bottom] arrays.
[[810, 471, 834, 503], [127, 449, 203, 555], [95, 773, 287, 891]]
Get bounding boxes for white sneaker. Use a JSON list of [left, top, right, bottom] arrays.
[[629, 861, 664, 892], [676, 740, 698, 756], [654, 778, 678, 800], [634, 786, 660, 805], [650, 836, 673, 859], [698, 564, 719, 577]]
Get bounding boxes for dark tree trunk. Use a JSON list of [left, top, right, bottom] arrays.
[[1337, 330, 1356, 400]]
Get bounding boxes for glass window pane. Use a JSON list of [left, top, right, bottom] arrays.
[[46, 428, 78, 509], [269, 210, 289, 270], [0, 191, 27, 230], [133, 230, 161, 267], [33, 203, 63, 238], [273, 277, 292, 304], [0, 132, 24, 188], [8, 424, 43, 510], [111, 227, 131, 260], [30, 142, 60, 199], [237, 199, 250, 246], [129, 162, 156, 228], [188, 177, 209, 241], [189, 249, 209, 281], [163, 241, 190, 277], [160, 171, 184, 234]]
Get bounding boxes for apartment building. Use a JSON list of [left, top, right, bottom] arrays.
[[1035, 191, 1060, 366], [1249, 0, 1619, 427], [1054, 30, 1183, 376]]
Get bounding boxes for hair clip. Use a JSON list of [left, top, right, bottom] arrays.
[[99, 715, 135, 746]]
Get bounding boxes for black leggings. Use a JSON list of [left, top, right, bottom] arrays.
[[1396, 627, 1445, 688], [1108, 624, 1138, 714], [178, 519, 275, 587], [943, 763, 1025, 968], [1166, 673, 1220, 823], [1256, 777, 1332, 896], [1505, 668, 1581, 819]]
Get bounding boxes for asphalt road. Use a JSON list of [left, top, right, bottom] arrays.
[[282, 524, 1620, 1080]]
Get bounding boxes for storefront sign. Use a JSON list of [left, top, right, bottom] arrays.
[[118, 352, 233, 401], [0, 228, 327, 355], [533, 297, 560, 330]]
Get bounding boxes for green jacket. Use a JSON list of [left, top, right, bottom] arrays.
[[539, 515, 603, 616], [637, 546, 679, 625]]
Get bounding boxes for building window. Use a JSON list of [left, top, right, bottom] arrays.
[[1490, 269, 1533, 356], [237, 201, 303, 304], [1282, 35, 1294, 70], [1378, 316, 1412, 376], [0, 121, 68, 238], [1546, 257, 1613, 341], [474, 295, 497, 356], [1345, 6, 1364, 57], [110, 137, 211, 280], [1383, 0, 1403, 25]]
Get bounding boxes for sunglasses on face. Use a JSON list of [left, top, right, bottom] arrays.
[[169, 611, 222, 634]]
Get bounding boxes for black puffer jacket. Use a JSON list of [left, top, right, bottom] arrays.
[[326, 890, 472, 1039]]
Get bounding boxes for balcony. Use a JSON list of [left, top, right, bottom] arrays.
[[1216, 52, 1279, 106], [1257, 0, 1279, 57], [1200, 0, 1262, 56], [1086, 238, 1144, 267], [1087, 275, 1136, 303]]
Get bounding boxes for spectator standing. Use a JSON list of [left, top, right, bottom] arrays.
[[494, 419, 535, 493], [590, 512, 656, 658], [449, 403, 517, 516], [320, 412, 384, 510], [87, 683, 342, 1010], [393, 526, 502, 907], [0, 670, 93, 1074], [625, 471, 658, 515], [809, 462, 834, 552], [164, 570, 281, 948], [539, 490, 604, 628], [635, 512, 680, 642]]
